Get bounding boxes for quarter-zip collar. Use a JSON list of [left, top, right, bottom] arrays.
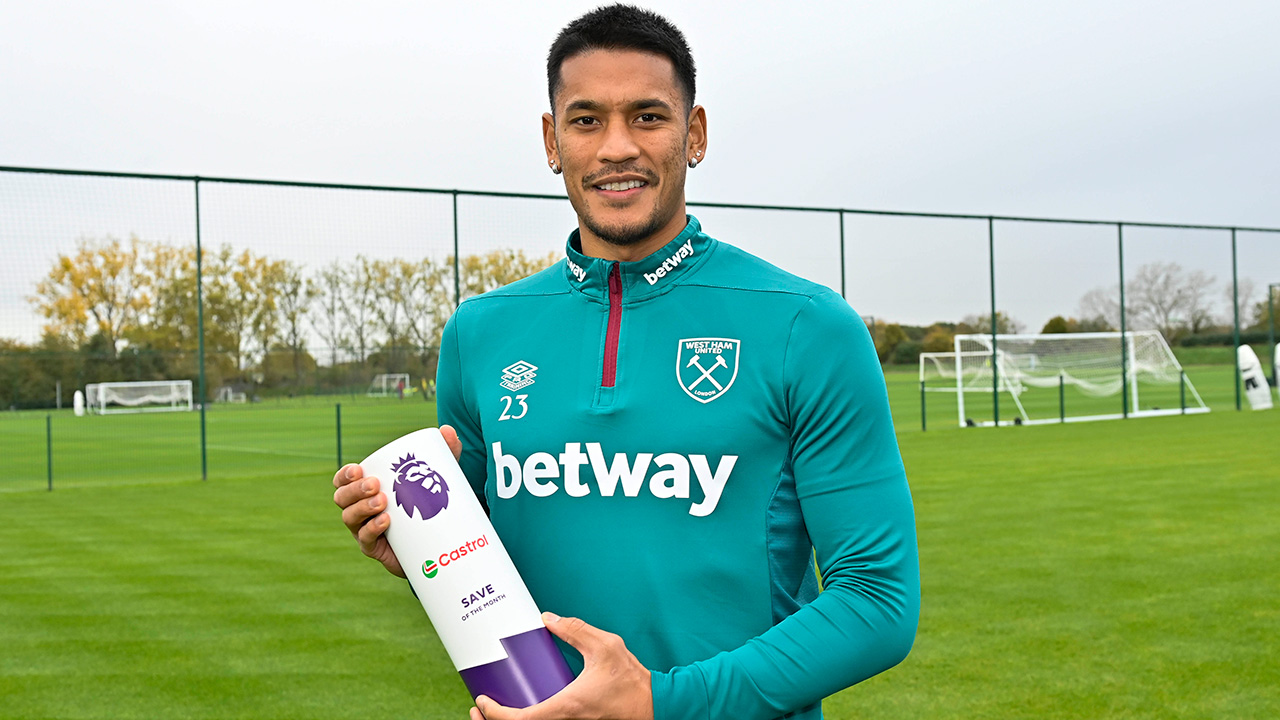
[[564, 215, 713, 304]]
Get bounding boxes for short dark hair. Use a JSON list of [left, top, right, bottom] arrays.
[[547, 4, 696, 113]]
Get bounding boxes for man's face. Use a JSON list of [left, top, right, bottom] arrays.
[[544, 49, 706, 254]]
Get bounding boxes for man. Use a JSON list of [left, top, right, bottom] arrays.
[[333, 5, 919, 719]]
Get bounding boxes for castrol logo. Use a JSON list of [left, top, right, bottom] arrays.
[[421, 534, 489, 579]]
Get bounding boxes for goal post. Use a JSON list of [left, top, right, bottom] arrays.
[[919, 349, 1029, 427], [920, 331, 1208, 427], [367, 373, 411, 397], [84, 380, 194, 415], [215, 386, 247, 404]]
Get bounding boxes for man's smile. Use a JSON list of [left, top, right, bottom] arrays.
[[585, 171, 655, 200]]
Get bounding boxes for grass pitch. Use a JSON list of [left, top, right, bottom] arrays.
[[1, 381, 1277, 718]]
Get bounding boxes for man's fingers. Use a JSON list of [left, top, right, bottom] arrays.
[[332, 463, 362, 489], [474, 695, 524, 720], [440, 424, 463, 462], [334, 475, 379, 511], [341, 491, 387, 534], [542, 612, 617, 658], [355, 511, 390, 551]]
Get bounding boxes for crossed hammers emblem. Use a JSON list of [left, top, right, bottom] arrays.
[[685, 353, 728, 391]]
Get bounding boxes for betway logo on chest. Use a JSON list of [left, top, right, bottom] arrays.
[[492, 441, 735, 517], [642, 239, 694, 285]]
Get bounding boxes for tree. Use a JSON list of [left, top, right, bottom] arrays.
[[1041, 314, 1114, 333], [872, 322, 907, 363], [29, 235, 153, 357], [203, 247, 285, 372], [958, 312, 1024, 335], [137, 243, 199, 350], [338, 256, 380, 366], [309, 261, 352, 367], [420, 250, 559, 354], [366, 257, 423, 372], [1078, 286, 1121, 331], [276, 260, 318, 386], [1041, 316, 1070, 334], [1226, 276, 1258, 328], [1182, 269, 1217, 333], [921, 324, 954, 352], [1079, 262, 1219, 339], [1247, 283, 1280, 333], [1126, 261, 1216, 340]]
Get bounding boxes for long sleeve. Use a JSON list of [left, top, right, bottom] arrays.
[[650, 292, 921, 720], [435, 309, 489, 503]]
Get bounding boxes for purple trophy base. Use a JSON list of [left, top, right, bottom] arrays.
[[458, 627, 575, 708]]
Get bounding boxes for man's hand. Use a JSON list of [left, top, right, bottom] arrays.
[[469, 612, 653, 720], [332, 424, 464, 578]]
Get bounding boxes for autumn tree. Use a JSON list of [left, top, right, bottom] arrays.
[[423, 250, 559, 340], [871, 321, 907, 363], [365, 257, 431, 372], [29, 235, 153, 357], [275, 260, 318, 385], [338, 257, 380, 365], [920, 324, 955, 352], [309, 261, 352, 367], [133, 243, 199, 352], [201, 246, 286, 371]]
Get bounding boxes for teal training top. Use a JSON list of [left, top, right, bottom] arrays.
[[436, 216, 919, 720]]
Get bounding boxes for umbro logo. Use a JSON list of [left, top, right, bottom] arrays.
[[500, 361, 537, 392]]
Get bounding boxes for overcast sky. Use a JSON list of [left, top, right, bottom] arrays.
[[2, 0, 1278, 338]]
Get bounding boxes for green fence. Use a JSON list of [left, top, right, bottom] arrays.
[[2, 165, 1278, 488]]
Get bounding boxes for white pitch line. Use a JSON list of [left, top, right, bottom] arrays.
[[205, 444, 333, 460], [0, 476, 203, 493]]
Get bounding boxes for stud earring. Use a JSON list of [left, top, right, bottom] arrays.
[[550, 160, 562, 175], [688, 157, 699, 169]]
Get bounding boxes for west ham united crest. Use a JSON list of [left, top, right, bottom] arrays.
[[676, 338, 741, 403]]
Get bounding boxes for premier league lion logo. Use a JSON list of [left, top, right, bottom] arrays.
[[391, 453, 449, 520]]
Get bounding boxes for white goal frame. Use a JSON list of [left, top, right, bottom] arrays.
[[84, 380, 194, 415], [920, 331, 1208, 427], [367, 373, 411, 397]]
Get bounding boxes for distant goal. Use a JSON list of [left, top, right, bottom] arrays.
[[920, 331, 1208, 427], [368, 373, 411, 397], [85, 380, 194, 415]]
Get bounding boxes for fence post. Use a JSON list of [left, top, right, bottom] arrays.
[[1270, 282, 1277, 386], [988, 217, 999, 427], [919, 381, 926, 432], [336, 403, 343, 470], [1118, 223, 1128, 419], [195, 178, 208, 480], [1059, 373, 1065, 423], [838, 210, 847, 300], [46, 414, 53, 491], [1231, 229, 1240, 411], [452, 191, 461, 308], [1180, 371, 1186, 415]]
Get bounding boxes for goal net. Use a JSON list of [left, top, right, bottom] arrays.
[[367, 373, 411, 397], [920, 331, 1208, 427], [84, 380, 194, 415]]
